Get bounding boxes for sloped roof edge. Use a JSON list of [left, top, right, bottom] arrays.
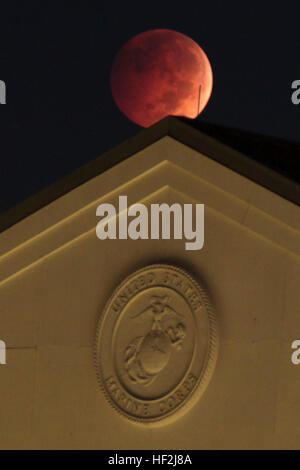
[[0, 116, 299, 234]]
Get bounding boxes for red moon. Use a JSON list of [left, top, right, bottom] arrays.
[[110, 29, 213, 128]]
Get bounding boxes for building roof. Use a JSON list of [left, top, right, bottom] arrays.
[[0, 116, 299, 234]]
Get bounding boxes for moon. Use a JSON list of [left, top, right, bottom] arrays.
[[110, 29, 213, 128]]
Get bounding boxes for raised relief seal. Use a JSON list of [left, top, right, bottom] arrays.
[[94, 264, 218, 424]]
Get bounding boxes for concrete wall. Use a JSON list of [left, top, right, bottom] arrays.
[[0, 136, 299, 449]]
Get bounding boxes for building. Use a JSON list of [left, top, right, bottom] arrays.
[[0, 116, 299, 449]]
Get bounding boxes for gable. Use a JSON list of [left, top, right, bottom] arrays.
[[0, 121, 299, 449]]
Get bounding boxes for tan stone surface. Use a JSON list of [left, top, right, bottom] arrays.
[[0, 135, 299, 448], [0, 348, 36, 450]]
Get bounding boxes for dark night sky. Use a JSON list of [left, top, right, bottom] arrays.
[[1, 1, 300, 213]]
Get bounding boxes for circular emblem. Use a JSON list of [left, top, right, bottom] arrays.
[[94, 264, 218, 424]]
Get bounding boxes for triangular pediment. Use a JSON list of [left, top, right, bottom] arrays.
[[0, 117, 299, 449]]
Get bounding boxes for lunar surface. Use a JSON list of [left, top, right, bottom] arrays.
[[110, 29, 213, 127]]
